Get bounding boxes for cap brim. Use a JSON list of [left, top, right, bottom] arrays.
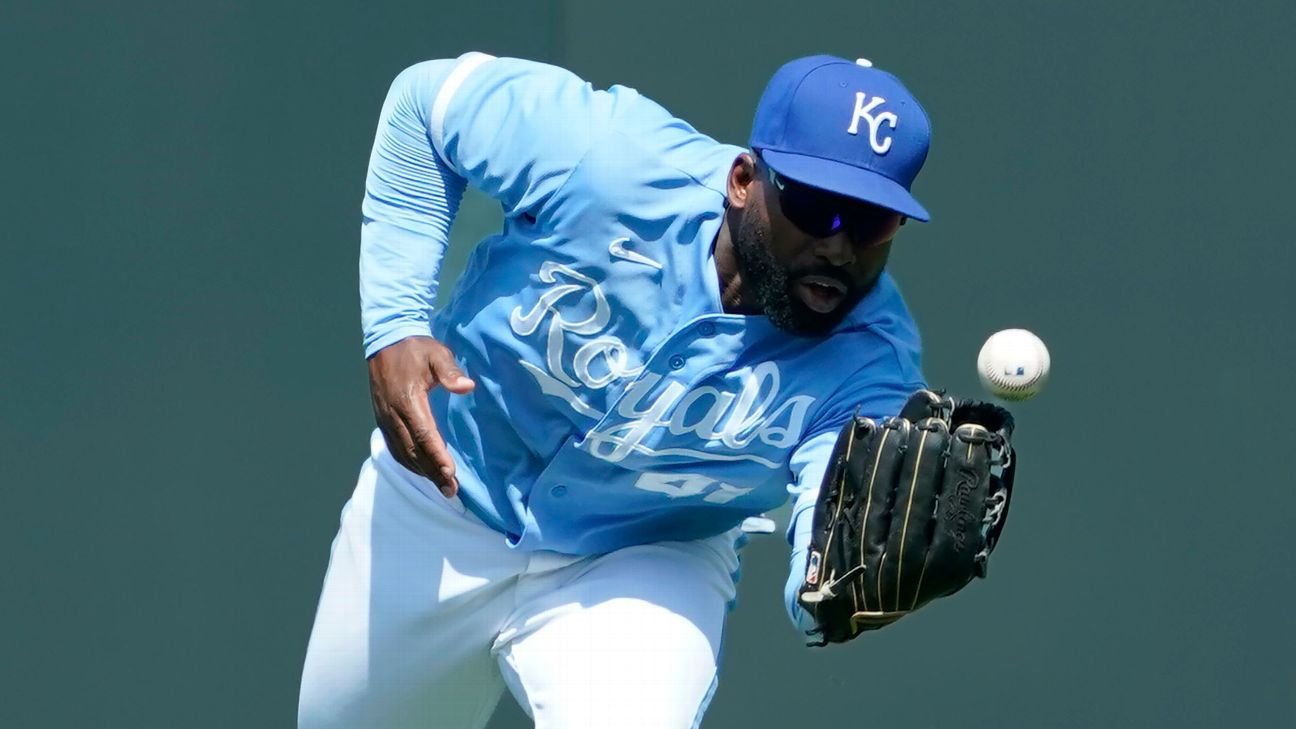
[[759, 149, 931, 222]]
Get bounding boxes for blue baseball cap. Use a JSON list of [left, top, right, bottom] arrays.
[[750, 55, 931, 222]]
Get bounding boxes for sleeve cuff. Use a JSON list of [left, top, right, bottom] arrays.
[[363, 323, 433, 359]]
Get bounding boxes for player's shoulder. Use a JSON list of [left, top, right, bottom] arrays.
[[841, 273, 918, 335], [425, 53, 618, 139], [444, 53, 739, 197], [579, 84, 739, 202], [833, 272, 923, 382]]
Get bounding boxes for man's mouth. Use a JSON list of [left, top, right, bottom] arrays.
[[793, 275, 848, 314]]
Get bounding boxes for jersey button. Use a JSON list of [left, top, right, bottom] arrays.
[[697, 321, 716, 337], [668, 354, 686, 370], [550, 484, 567, 497]]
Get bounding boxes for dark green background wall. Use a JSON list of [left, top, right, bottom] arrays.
[[4, 1, 1293, 726]]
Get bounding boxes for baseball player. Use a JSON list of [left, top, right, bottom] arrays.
[[299, 52, 1018, 728]]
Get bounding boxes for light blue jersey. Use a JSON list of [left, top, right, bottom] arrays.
[[359, 53, 925, 628]]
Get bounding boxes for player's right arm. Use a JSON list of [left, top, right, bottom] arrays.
[[359, 54, 601, 494]]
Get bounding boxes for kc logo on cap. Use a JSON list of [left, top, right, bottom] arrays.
[[749, 54, 932, 221], [846, 92, 898, 155]]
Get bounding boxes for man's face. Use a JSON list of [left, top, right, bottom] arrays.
[[733, 158, 903, 336]]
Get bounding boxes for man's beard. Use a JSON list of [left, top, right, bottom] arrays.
[[732, 215, 861, 336]]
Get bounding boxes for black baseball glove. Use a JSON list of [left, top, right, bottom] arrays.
[[797, 389, 1017, 645]]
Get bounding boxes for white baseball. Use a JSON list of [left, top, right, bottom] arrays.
[[977, 329, 1050, 401]]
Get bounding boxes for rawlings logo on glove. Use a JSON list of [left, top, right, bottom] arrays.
[[798, 390, 1017, 645]]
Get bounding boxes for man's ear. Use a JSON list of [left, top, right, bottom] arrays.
[[727, 152, 758, 210], [900, 216, 908, 226]]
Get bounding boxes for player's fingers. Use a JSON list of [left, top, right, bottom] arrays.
[[427, 347, 475, 395], [373, 404, 426, 478], [858, 418, 908, 613], [927, 423, 995, 587], [897, 388, 949, 422], [883, 418, 948, 612], [393, 393, 458, 496]]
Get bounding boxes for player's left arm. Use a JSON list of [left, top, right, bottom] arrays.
[[782, 375, 920, 634], [785, 429, 844, 634]]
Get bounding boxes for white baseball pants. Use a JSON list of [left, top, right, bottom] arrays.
[[298, 436, 740, 729]]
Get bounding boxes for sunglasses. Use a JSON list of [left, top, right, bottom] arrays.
[[762, 157, 902, 240]]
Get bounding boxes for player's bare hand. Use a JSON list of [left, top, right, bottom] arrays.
[[367, 336, 475, 496]]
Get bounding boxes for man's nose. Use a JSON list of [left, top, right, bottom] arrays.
[[813, 229, 855, 267]]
